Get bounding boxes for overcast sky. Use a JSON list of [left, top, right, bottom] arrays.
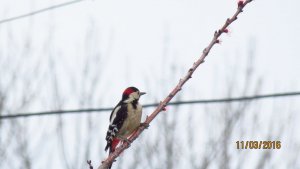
[[0, 0, 299, 168], [1, 0, 299, 99]]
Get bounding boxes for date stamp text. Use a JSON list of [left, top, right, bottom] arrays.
[[236, 141, 281, 149]]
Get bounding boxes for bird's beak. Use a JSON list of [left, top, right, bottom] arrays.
[[140, 92, 146, 96]]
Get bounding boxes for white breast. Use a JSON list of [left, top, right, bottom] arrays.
[[118, 103, 142, 137]]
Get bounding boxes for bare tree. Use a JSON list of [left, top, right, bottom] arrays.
[[0, 21, 43, 169]]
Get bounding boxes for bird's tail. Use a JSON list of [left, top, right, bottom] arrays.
[[105, 138, 120, 169]]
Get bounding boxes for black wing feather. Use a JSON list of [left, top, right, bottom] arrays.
[[105, 102, 128, 151]]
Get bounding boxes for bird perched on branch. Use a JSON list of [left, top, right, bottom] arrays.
[[105, 87, 147, 157]]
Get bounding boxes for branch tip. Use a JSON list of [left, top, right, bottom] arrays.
[[97, 1, 254, 168]]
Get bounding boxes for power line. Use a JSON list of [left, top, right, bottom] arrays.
[[1, 91, 299, 120], [0, 0, 85, 25]]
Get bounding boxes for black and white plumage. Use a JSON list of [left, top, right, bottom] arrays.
[[105, 87, 146, 154]]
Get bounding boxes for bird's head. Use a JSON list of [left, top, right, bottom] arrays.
[[122, 87, 146, 103]]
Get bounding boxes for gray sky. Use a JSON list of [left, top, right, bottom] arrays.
[[1, 0, 299, 98], [0, 0, 299, 168]]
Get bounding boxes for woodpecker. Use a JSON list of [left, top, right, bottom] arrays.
[[105, 87, 146, 155]]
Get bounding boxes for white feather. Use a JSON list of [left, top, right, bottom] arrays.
[[110, 105, 121, 124]]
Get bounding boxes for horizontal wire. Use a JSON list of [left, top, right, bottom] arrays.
[[0, 0, 85, 25], [1, 91, 299, 120]]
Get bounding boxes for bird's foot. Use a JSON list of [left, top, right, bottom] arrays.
[[117, 136, 132, 146], [140, 122, 150, 129]]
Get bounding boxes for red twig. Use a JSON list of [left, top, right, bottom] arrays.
[[98, 1, 253, 168]]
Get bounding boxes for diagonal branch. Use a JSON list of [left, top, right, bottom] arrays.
[[98, 1, 253, 168]]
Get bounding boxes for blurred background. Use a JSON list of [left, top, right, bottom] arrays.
[[0, 0, 299, 168]]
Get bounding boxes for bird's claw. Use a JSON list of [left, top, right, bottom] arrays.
[[140, 122, 150, 129], [123, 138, 132, 148], [117, 136, 132, 145]]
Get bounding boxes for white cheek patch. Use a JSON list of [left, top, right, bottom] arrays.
[[124, 92, 140, 103], [132, 92, 140, 100]]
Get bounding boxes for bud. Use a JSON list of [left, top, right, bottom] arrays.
[[238, 0, 244, 7]]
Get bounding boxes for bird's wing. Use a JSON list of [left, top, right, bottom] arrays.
[[110, 103, 128, 131], [105, 102, 128, 151], [109, 101, 121, 122]]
